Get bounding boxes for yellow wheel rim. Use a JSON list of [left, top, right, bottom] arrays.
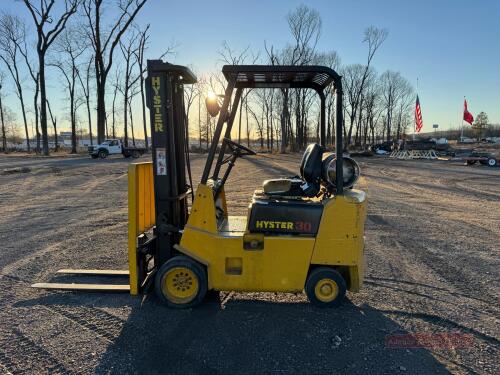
[[314, 278, 339, 303], [161, 267, 199, 304]]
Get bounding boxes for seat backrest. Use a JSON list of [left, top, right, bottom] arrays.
[[299, 143, 323, 183]]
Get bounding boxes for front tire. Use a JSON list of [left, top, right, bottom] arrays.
[[98, 150, 108, 159], [487, 158, 497, 167], [305, 267, 346, 307], [155, 256, 207, 309], [132, 150, 140, 158]]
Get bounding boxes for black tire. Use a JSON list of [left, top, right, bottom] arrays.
[[487, 158, 497, 167], [305, 267, 346, 307], [132, 150, 140, 158], [98, 150, 108, 159], [466, 160, 476, 165], [155, 255, 207, 309], [91, 154, 98, 159]]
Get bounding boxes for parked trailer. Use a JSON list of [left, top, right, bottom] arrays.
[[461, 151, 498, 167]]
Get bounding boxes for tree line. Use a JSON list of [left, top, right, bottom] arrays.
[[181, 6, 418, 153], [0, 0, 154, 155], [0, 2, 422, 155]]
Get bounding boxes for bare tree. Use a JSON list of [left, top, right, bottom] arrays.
[[394, 78, 413, 141], [183, 72, 199, 148], [46, 99, 58, 150], [2, 106, 19, 145], [76, 56, 94, 145], [111, 69, 120, 138], [49, 28, 85, 153], [0, 13, 31, 151], [285, 5, 322, 65], [118, 31, 141, 146], [380, 70, 404, 142], [127, 94, 136, 145], [0, 73, 6, 152], [218, 41, 258, 144], [15, 23, 41, 153], [22, 0, 79, 155], [343, 26, 387, 147], [83, 0, 147, 144], [134, 24, 150, 151], [264, 5, 322, 152], [192, 75, 207, 150]]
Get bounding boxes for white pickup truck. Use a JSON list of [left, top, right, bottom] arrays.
[[88, 139, 145, 159]]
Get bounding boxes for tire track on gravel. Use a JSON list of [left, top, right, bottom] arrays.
[[0, 327, 77, 375], [1, 273, 127, 342], [364, 206, 499, 358], [43, 305, 126, 344]]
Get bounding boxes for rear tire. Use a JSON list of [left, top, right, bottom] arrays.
[[305, 267, 346, 307], [98, 150, 108, 159], [155, 256, 207, 309], [132, 150, 140, 158]]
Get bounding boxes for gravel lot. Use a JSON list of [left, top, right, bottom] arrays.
[[0, 153, 498, 374]]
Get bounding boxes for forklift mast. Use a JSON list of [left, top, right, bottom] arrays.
[[145, 60, 197, 267]]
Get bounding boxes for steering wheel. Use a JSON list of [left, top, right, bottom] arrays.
[[223, 138, 256, 156]]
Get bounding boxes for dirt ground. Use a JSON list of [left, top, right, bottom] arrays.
[[0, 153, 498, 374]]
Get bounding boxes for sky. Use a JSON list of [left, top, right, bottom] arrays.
[[2, 0, 499, 137]]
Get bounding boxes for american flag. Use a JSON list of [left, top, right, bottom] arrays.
[[415, 95, 423, 132]]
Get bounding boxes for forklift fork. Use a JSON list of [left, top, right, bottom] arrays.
[[32, 162, 157, 294]]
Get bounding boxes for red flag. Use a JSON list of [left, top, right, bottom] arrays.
[[415, 95, 423, 132], [463, 99, 473, 125]]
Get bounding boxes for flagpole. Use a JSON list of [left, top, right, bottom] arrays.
[[460, 96, 465, 142], [414, 78, 419, 141]]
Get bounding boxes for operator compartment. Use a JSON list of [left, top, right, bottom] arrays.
[[247, 142, 362, 237]]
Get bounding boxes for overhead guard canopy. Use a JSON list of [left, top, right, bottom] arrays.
[[204, 63, 345, 195], [222, 65, 341, 92]]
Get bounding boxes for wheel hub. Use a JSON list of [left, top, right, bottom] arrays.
[[172, 271, 193, 291], [314, 278, 339, 302], [162, 267, 199, 304], [320, 284, 333, 295]]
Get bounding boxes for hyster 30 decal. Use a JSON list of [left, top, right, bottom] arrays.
[[255, 220, 312, 231]]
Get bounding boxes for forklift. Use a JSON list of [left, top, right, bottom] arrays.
[[33, 60, 367, 308]]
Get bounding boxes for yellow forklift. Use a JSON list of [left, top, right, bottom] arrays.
[[33, 61, 366, 308]]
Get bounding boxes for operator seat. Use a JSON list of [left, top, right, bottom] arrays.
[[261, 143, 323, 198], [248, 144, 325, 236]]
